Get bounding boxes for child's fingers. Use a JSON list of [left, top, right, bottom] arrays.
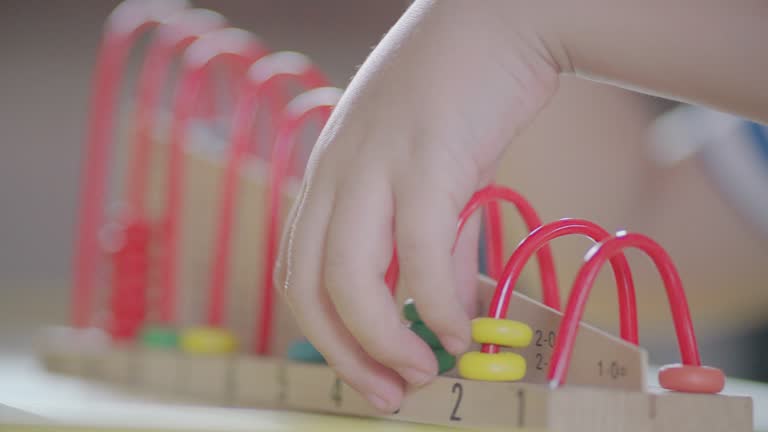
[[279, 174, 406, 413], [394, 181, 472, 355], [292, 276, 405, 414], [323, 170, 440, 387], [273, 178, 305, 296]]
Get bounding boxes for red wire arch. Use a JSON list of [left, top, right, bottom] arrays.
[[72, 0, 187, 329], [456, 184, 559, 310], [257, 87, 343, 354], [547, 232, 701, 387], [483, 218, 639, 354], [126, 8, 225, 221], [483, 200, 504, 279], [207, 52, 328, 329], [158, 28, 269, 325], [106, 9, 225, 342], [384, 185, 557, 309]]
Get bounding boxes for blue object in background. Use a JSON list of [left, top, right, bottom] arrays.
[[746, 121, 768, 163]]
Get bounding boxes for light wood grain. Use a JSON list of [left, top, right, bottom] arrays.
[[35, 340, 753, 431]]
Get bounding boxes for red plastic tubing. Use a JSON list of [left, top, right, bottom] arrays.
[[384, 185, 554, 308], [548, 232, 701, 387], [257, 87, 342, 354], [207, 52, 328, 329], [126, 8, 225, 220], [385, 248, 399, 293], [456, 184, 559, 310], [72, 0, 187, 328], [483, 218, 639, 354], [158, 28, 268, 325], [483, 200, 504, 279]]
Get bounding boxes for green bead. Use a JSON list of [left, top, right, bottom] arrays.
[[434, 348, 457, 374], [140, 326, 179, 349], [403, 299, 421, 323], [410, 322, 442, 349], [287, 340, 326, 364]]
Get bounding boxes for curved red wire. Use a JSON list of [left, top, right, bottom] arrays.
[[107, 10, 223, 342], [483, 199, 504, 279], [455, 184, 560, 310], [126, 9, 225, 220], [207, 52, 328, 328], [385, 247, 399, 293], [158, 29, 268, 325], [257, 87, 342, 354], [385, 184, 554, 308], [548, 232, 701, 387], [483, 218, 639, 354], [72, 0, 187, 328]]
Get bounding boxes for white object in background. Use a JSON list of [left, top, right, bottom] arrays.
[[649, 104, 768, 240]]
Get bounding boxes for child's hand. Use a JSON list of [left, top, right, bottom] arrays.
[[274, 0, 766, 414], [273, 1, 560, 412]]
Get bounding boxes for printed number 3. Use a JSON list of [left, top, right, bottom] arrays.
[[450, 383, 463, 421]]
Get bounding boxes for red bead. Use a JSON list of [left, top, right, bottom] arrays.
[[106, 217, 153, 343], [658, 364, 725, 394], [123, 220, 152, 244]]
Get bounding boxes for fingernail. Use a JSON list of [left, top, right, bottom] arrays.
[[397, 367, 433, 386], [441, 335, 468, 355], [366, 393, 392, 412]]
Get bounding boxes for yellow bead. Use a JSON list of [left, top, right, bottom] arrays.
[[458, 351, 527, 381], [180, 327, 238, 354], [471, 318, 532, 348]]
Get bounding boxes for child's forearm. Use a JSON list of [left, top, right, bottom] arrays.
[[521, 0, 768, 122]]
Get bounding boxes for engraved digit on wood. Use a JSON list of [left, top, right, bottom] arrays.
[[331, 377, 342, 407], [450, 382, 463, 421], [516, 389, 526, 427]]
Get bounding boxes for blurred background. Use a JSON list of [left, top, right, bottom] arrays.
[[0, 0, 766, 383]]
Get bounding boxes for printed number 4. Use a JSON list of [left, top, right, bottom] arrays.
[[331, 378, 342, 407]]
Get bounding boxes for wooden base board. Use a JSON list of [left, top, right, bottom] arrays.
[[137, 349, 179, 395], [177, 354, 237, 404], [86, 345, 139, 386], [232, 356, 282, 408], [36, 342, 753, 431]]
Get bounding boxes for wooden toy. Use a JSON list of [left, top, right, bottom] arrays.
[[38, 276, 752, 431], [36, 1, 754, 431]]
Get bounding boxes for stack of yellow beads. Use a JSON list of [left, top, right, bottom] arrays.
[[458, 318, 532, 381]]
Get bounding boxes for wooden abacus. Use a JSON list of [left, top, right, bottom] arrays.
[[37, 1, 754, 430]]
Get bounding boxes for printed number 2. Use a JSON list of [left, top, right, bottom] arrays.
[[450, 383, 463, 421]]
